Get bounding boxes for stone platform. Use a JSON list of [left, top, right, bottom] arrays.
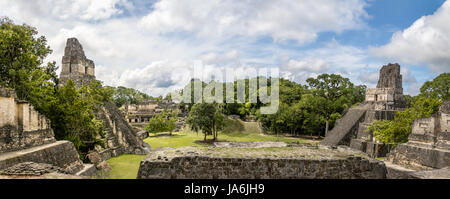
[[385, 161, 450, 179], [0, 141, 84, 174], [137, 146, 387, 179]]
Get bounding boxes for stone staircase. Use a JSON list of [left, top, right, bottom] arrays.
[[321, 108, 367, 146]]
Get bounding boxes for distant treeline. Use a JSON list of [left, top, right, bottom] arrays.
[[170, 75, 366, 138]]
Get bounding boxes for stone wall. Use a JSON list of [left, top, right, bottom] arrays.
[[387, 100, 450, 170], [388, 144, 449, 170], [0, 86, 90, 176], [0, 141, 84, 174], [137, 156, 387, 179], [0, 87, 55, 153]]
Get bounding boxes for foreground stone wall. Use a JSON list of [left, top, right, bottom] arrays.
[[137, 156, 387, 179], [0, 141, 84, 174]]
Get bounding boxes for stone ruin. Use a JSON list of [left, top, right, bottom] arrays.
[[0, 87, 93, 177], [137, 146, 387, 179], [366, 63, 405, 110], [321, 63, 449, 178], [122, 99, 187, 135], [59, 38, 151, 161], [385, 100, 449, 178], [60, 38, 96, 88], [0, 88, 54, 152], [322, 63, 405, 158]]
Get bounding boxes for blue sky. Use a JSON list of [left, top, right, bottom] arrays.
[[1, 0, 449, 96]]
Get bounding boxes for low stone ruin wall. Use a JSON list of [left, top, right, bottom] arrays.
[[0, 141, 84, 174], [137, 156, 387, 179], [0, 126, 55, 153], [388, 143, 449, 170]]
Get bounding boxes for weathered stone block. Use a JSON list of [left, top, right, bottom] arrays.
[[137, 155, 387, 179], [350, 139, 367, 152], [0, 141, 84, 174], [388, 144, 450, 170]]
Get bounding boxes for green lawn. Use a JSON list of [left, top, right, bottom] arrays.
[[106, 120, 317, 179], [106, 154, 146, 179], [143, 129, 315, 149]]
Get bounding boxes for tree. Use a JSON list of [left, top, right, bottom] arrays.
[[49, 80, 105, 160], [306, 74, 360, 137], [0, 17, 52, 99], [420, 73, 449, 100], [0, 18, 110, 160], [108, 86, 152, 107], [187, 103, 225, 141], [146, 110, 179, 136]]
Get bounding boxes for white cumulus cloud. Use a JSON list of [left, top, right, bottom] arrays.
[[139, 0, 368, 44], [0, 0, 376, 96], [370, 0, 450, 73]]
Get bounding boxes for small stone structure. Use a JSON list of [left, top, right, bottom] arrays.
[[137, 147, 387, 179], [387, 100, 450, 170], [322, 63, 405, 158], [59, 38, 151, 160], [0, 87, 85, 175], [122, 99, 187, 132]]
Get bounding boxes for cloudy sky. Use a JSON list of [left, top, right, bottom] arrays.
[[1, 0, 449, 96]]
